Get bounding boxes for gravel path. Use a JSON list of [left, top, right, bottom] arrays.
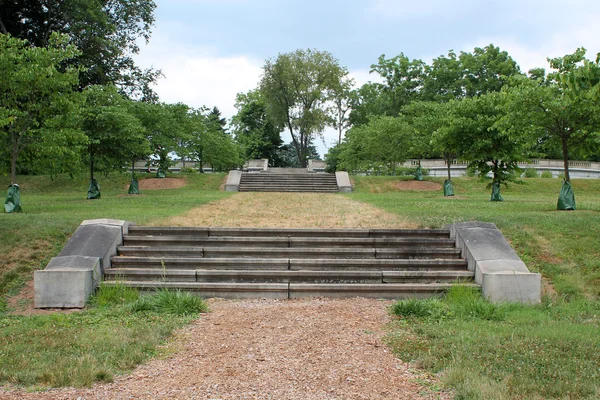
[[1, 298, 449, 399]]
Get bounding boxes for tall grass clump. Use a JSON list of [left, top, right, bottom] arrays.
[[129, 289, 209, 316], [90, 282, 140, 307]]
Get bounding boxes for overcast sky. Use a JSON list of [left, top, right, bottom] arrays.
[[134, 0, 600, 156]]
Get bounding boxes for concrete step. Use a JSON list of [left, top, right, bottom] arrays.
[[110, 256, 468, 270], [101, 280, 478, 300], [104, 268, 474, 284], [122, 236, 457, 249], [127, 226, 451, 239], [117, 247, 462, 259]]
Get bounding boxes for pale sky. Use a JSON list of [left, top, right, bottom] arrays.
[[134, 0, 600, 156]]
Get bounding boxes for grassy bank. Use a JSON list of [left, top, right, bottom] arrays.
[[0, 172, 230, 307], [350, 175, 600, 399]]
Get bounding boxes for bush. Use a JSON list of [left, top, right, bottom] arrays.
[[129, 289, 209, 316], [445, 285, 507, 321], [90, 282, 139, 307], [541, 170, 553, 178], [391, 298, 447, 319], [523, 168, 538, 178]]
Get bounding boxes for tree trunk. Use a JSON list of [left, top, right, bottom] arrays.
[[90, 149, 94, 181], [446, 156, 452, 181], [10, 146, 17, 185], [131, 160, 135, 178], [562, 138, 570, 182]]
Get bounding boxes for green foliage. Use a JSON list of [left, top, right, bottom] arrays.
[[390, 298, 447, 319], [232, 90, 283, 165], [90, 282, 140, 307], [523, 168, 539, 178], [260, 48, 349, 167], [129, 289, 209, 316], [501, 49, 600, 182], [0, 305, 194, 388], [541, 170, 553, 178], [81, 85, 149, 180], [339, 115, 413, 173], [0, 33, 85, 184], [1, 0, 159, 100]]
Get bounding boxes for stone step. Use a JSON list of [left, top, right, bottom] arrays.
[[110, 256, 468, 270], [127, 226, 451, 238], [104, 268, 474, 284], [100, 280, 479, 300], [122, 236, 457, 248], [117, 246, 462, 259], [238, 188, 339, 192]]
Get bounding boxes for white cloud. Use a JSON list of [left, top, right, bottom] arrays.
[[134, 33, 263, 119]]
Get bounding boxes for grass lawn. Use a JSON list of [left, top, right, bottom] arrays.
[[351, 175, 600, 399], [0, 172, 599, 398]]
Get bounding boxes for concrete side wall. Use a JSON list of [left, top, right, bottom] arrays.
[[224, 170, 242, 192], [450, 222, 541, 304], [34, 219, 133, 308], [335, 171, 352, 193]]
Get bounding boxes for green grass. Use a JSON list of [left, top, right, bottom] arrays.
[[351, 176, 600, 399], [0, 172, 225, 389], [0, 285, 206, 388], [351, 176, 600, 299], [0, 172, 230, 303], [388, 288, 600, 399]]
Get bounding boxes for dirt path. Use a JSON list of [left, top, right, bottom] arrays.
[[3, 298, 448, 399]]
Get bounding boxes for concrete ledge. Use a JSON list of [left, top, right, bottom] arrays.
[[35, 219, 133, 308], [224, 170, 242, 192], [335, 171, 352, 193], [451, 222, 541, 304], [34, 256, 101, 308]]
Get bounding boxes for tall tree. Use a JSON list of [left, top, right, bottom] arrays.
[[329, 75, 355, 144], [369, 53, 426, 115], [0, 0, 159, 99], [231, 90, 283, 165], [0, 33, 85, 186], [446, 94, 527, 200], [81, 85, 148, 197], [339, 115, 413, 175], [260, 49, 349, 168], [501, 49, 600, 183]]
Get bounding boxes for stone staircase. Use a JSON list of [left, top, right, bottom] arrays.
[[104, 226, 477, 299], [238, 170, 338, 193]]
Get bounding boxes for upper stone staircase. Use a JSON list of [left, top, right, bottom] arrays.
[[238, 169, 338, 193], [104, 226, 477, 299]]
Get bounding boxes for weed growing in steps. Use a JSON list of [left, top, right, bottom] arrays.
[[388, 287, 600, 399], [0, 286, 208, 389]]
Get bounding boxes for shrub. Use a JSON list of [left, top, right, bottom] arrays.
[[90, 282, 139, 307], [391, 298, 447, 319], [541, 170, 553, 178], [129, 289, 208, 316], [523, 168, 538, 178]]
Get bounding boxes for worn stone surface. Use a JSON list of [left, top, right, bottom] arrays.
[[451, 222, 541, 304], [58, 224, 122, 272], [224, 170, 242, 191], [80, 219, 135, 235], [34, 256, 100, 308], [482, 271, 542, 304], [335, 171, 352, 192]]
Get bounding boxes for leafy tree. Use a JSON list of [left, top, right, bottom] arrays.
[[458, 44, 522, 97], [422, 50, 464, 102], [445, 94, 527, 200], [369, 53, 426, 115], [402, 101, 443, 170], [339, 115, 413, 174], [501, 49, 600, 182], [0, 33, 85, 186], [81, 85, 148, 187], [207, 106, 227, 134], [231, 90, 283, 166], [132, 102, 190, 176], [260, 49, 349, 168], [347, 83, 388, 127], [329, 75, 355, 144], [0, 0, 159, 99], [276, 142, 320, 168]]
